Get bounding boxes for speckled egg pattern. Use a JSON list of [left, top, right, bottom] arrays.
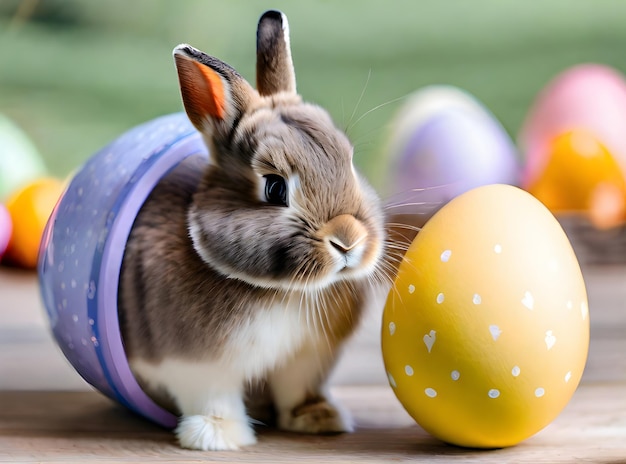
[[39, 113, 206, 411], [381, 184, 589, 448], [387, 242, 587, 401]]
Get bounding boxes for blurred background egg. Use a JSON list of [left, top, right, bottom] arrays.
[[526, 130, 626, 229], [3, 177, 65, 269], [385, 86, 520, 211], [0, 204, 11, 260], [520, 64, 626, 187], [382, 184, 589, 448], [0, 114, 47, 201]]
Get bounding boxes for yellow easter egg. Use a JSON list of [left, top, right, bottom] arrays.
[[382, 184, 589, 448]]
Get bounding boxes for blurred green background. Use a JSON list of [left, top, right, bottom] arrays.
[[1, 0, 626, 191]]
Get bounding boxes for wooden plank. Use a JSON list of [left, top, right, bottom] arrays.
[[0, 384, 625, 463], [1, 265, 625, 462]]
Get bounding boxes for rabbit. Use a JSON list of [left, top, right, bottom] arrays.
[[118, 10, 405, 451]]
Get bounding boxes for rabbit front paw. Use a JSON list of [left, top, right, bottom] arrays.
[[278, 397, 354, 434], [176, 414, 257, 451]]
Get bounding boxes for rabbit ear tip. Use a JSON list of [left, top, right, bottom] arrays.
[[260, 10, 284, 22], [173, 44, 195, 57]]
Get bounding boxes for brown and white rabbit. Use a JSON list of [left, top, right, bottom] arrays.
[[119, 10, 400, 451]]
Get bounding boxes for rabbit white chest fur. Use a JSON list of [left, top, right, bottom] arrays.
[[130, 297, 323, 389]]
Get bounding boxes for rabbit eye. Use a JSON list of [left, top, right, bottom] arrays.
[[264, 174, 288, 206]]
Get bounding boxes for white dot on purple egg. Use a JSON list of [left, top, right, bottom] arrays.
[[62, 299, 67, 309], [91, 336, 99, 347], [58, 261, 65, 272], [81, 338, 87, 346], [60, 282, 66, 290], [88, 318, 95, 326], [72, 314, 78, 323], [71, 279, 77, 288], [77, 187, 84, 197], [87, 281, 96, 300]]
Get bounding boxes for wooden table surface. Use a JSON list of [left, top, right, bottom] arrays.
[[1, 265, 625, 463]]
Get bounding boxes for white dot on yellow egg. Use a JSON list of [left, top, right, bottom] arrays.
[[451, 370, 460, 381], [522, 291, 534, 310], [494, 244, 502, 254], [440, 250, 452, 262], [387, 372, 397, 388], [436, 293, 445, 304], [405, 365, 414, 376], [408, 284, 415, 294], [388, 322, 396, 335], [581, 302, 588, 320], [545, 330, 556, 350], [473, 294, 482, 305], [565, 371, 572, 383], [488, 389, 500, 399], [489, 325, 502, 341], [535, 388, 545, 398], [512, 366, 521, 377], [423, 330, 436, 353], [425, 388, 437, 398], [566, 300, 573, 310]]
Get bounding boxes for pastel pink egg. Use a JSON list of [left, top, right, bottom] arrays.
[[520, 64, 626, 187], [0, 203, 11, 259]]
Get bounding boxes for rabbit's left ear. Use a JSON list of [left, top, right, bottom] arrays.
[[256, 10, 296, 96]]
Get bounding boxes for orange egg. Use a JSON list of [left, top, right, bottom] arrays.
[[526, 130, 626, 229], [4, 178, 65, 268]]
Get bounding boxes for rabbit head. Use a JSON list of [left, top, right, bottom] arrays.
[[173, 10, 385, 292]]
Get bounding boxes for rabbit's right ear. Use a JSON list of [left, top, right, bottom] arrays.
[[256, 10, 296, 96], [173, 44, 255, 137]]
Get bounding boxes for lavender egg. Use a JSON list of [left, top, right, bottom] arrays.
[[38, 113, 207, 428], [386, 87, 520, 209]]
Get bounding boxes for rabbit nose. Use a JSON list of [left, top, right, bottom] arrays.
[[325, 214, 368, 259]]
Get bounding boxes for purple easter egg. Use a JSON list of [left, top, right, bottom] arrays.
[[389, 107, 520, 209], [38, 113, 208, 428]]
